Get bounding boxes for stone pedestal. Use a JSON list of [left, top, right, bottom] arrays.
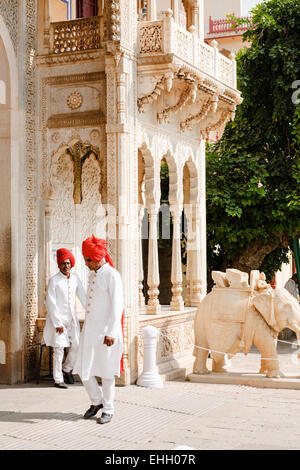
[[137, 326, 164, 388]]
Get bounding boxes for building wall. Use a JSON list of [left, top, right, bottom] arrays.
[[0, 4, 28, 384], [204, 0, 242, 34], [204, 0, 262, 35], [50, 0, 76, 21], [214, 35, 250, 55], [0, 0, 240, 384]]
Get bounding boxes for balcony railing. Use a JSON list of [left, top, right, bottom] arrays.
[[138, 16, 236, 88], [50, 16, 102, 54], [208, 15, 251, 35]]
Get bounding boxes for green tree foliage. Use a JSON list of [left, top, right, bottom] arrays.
[[206, 0, 300, 281]]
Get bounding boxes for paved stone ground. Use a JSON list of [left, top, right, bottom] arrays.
[[1, 342, 300, 450]]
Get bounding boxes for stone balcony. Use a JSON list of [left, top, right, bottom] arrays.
[[43, 14, 237, 92], [49, 16, 103, 55], [138, 12, 236, 90]]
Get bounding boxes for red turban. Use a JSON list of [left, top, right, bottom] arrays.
[[82, 235, 114, 267], [56, 248, 75, 268]]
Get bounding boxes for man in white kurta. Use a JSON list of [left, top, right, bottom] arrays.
[[73, 235, 123, 424], [43, 248, 86, 388]]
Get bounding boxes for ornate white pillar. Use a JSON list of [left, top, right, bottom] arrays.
[[171, 0, 179, 24], [190, 203, 203, 306], [197, 0, 205, 41], [185, 248, 192, 306], [105, 0, 140, 384], [148, 0, 157, 21], [229, 51, 237, 89], [190, 0, 200, 36], [184, 203, 193, 306], [138, 206, 146, 310], [44, 0, 51, 50], [211, 39, 219, 80], [170, 205, 184, 311], [74, 204, 82, 274], [44, 198, 54, 317], [146, 205, 161, 315]]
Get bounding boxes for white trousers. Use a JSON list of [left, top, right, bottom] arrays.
[[82, 376, 115, 415], [53, 344, 78, 384]]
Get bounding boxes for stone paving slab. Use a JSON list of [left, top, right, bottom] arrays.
[[0, 378, 300, 450], [0, 344, 300, 450]]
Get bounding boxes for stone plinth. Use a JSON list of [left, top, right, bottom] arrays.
[[188, 372, 300, 390]]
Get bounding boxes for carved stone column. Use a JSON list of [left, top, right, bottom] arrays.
[[211, 39, 219, 79], [171, 0, 179, 24], [74, 204, 82, 274], [229, 51, 237, 89], [170, 206, 184, 311], [44, 0, 50, 51], [148, 0, 157, 21], [185, 247, 192, 306], [190, 203, 203, 306], [146, 206, 161, 315], [105, 33, 139, 383], [189, 0, 200, 37], [138, 206, 146, 310], [184, 203, 193, 306], [44, 198, 54, 317], [197, 0, 205, 41]]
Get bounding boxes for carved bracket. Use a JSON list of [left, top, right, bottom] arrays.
[[157, 70, 198, 124], [137, 76, 166, 114], [180, 98, 212, 132], [202, 110, 231, 139]]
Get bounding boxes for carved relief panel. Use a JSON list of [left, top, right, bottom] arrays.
[[52, 152, 75, 247], [81, 154, 106, 240], [48, 82, 105, 119]]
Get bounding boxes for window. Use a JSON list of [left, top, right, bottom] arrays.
[[76, 0, 98, 18]]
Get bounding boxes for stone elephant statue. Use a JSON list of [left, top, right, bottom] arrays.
[[193, 269, 300, 378]]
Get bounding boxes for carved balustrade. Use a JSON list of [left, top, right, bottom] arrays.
[[50, 16, 102, 54], [218, 53, 234, 88], [138, 16, 235, 88], [208, 15, 251, 35]]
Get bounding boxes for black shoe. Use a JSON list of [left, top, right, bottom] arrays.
[[97, 412, 113, 424], [54, 382, 68, 389], [63, 372, 75, 384], [83, 404, 103, 419]]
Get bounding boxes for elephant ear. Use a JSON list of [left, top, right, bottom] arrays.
[[252, 289, 277, 330]]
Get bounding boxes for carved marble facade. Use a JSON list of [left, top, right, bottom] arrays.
[[0, 0, 241, 385]]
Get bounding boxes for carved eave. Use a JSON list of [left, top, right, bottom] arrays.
[[36, 49, 105, 67], [138, 55, 241, 99], [137, 57, 242, 138], [138, 57, 241, 110], [47, 111, 105, 129]]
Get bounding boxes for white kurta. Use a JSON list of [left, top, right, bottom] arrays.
[[43, 271, 86, 348], [73, 263, 124, 381]]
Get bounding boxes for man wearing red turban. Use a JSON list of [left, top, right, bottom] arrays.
[[73, 235, 124, 425], [43, 248, 86, 389]]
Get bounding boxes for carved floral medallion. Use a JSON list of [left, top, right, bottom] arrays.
[[67, 91, 83, 110]]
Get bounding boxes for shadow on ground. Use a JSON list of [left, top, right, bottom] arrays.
[[0, 410, 86, 423]]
